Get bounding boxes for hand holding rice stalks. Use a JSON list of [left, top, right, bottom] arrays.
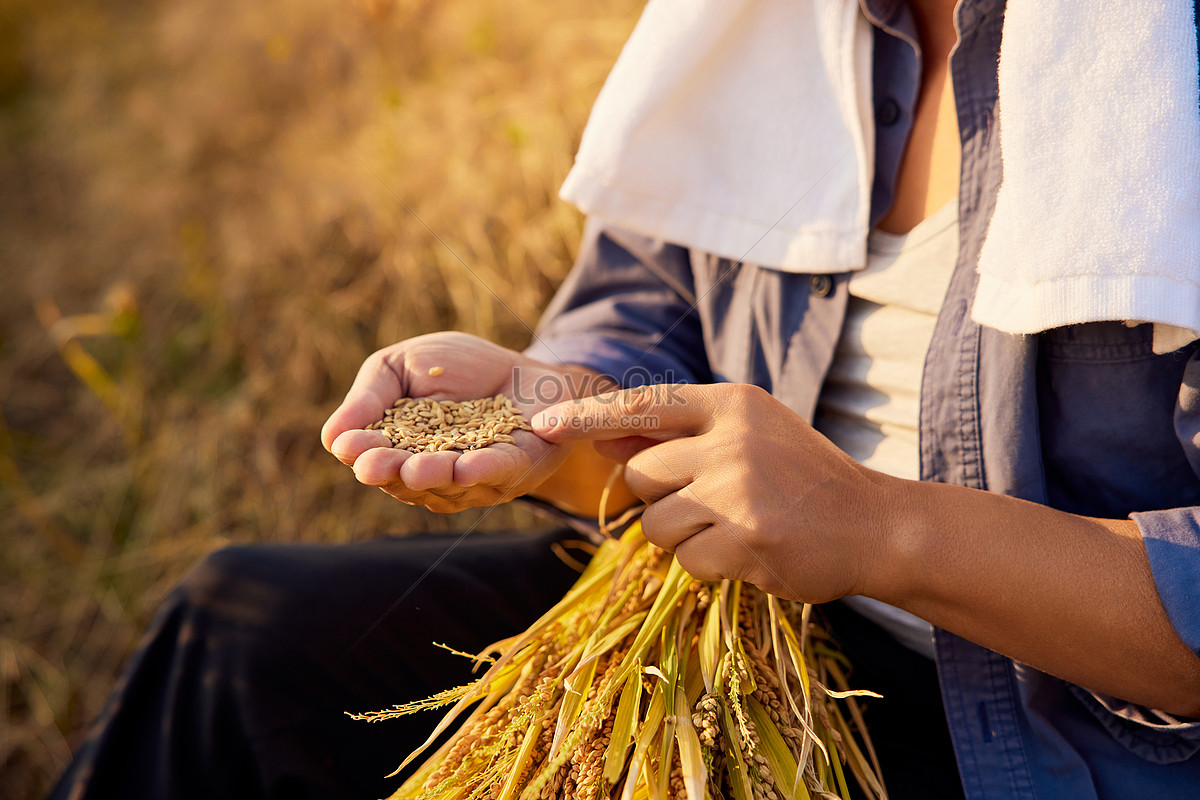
[[350, 524, 887, 800]]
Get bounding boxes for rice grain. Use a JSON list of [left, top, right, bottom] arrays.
[[366, 395, 532, 455]]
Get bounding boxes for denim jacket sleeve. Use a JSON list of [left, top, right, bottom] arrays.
[[1107, 347, 1200, 758], [1136, 349, 1200, 670], [1068, 492, 1200, 764], [1008, 322, 1200, 765], [528, 218, 848, 420], [524, 218, 713, 387]]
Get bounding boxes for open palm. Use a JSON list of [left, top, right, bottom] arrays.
[[322, 332, 604, 511]]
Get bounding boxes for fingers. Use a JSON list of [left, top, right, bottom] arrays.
[[638, 486, 760, 582], [623, 437, 700, 501], [641, 490, 764, 586], [329, 429, 391, 465], [382, 482, 505, 513], [321, 349, 407, 451], [350, 445, 413, 487], [351, 448, 495, 510], [349, 437, 538, 507], [349, 446, 463, 496], [399, 451, 462, 492], [532, 384, 713, 443], [354, 448, 484, 494], [672, 529, 739, 583], [639, 489, 711, 551], [452, 443, 529, 488]]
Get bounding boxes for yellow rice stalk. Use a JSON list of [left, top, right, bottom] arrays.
[[350, 523, 886, 800]]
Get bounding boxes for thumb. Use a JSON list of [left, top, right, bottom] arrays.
[[531, 384, 711, 443]]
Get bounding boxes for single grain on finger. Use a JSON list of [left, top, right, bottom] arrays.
[[365, 394, 532, 454]]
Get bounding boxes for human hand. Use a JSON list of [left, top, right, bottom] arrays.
[[322, 332, 610, 512], [532, 383, 897, 602]]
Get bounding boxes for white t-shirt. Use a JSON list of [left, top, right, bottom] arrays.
[[813, 199, 959, 658]]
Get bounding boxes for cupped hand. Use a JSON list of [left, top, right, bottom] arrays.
[[532, 383, 899, 603], [322, 332, 609, 512]]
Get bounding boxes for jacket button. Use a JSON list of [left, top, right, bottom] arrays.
[[809, 274, 833, 298], [877, 98, 901, 127]]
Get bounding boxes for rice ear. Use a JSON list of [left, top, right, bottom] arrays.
[[620, 558, 691, 666], [747, 696, 809, 800], [620, 683, 667, 800], [718, 702, 756, 800], [364, 523, 886, 799], [497, 719, 544, 800], [388, 731, 460, 799], [699, 589, 722, 694], [673, 686, 707, 800], [776, 610, 829, 770], [603, 660, 644, 785], [549, 655, 598, 760]]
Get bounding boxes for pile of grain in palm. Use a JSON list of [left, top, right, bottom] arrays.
[[351, 522, 888, 800], [366, 394, 532, 454]]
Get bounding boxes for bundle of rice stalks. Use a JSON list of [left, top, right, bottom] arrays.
[[351, 522, 886, 800]]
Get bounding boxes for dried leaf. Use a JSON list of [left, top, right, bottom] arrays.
[[674, 686, 707, 800], [604, 660, 644, 785]]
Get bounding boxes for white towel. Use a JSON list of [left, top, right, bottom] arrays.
[[975, 1, 1200, 349], [560, 0, 1200, 349], [560, 0, 875, 274]]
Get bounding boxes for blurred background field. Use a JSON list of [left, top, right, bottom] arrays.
[[0, 0, 640, 794]]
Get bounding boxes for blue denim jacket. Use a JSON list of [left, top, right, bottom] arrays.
[[527, 1, 1200, 796]]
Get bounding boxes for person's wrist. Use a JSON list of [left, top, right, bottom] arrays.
[[857, 471, 931, 607]]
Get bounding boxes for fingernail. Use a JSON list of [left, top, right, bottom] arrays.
[[531, 408, 559, 432]]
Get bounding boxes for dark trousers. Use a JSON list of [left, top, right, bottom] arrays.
[[819, 602, 966, 800], [48, 529, 586, 800], [49, 529, 963, 800]]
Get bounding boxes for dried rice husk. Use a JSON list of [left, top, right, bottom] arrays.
[[351, 523, 887, 800]]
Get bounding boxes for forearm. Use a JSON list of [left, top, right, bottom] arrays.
[[522, 364, 638, 519], [528, 441, 638, 519], [533, 382, 1200, 714], [870, 477, 1200, 716]]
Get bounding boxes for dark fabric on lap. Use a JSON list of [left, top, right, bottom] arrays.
[[820, 601, 966, 800], [48, 527, 966, 800], [47, 528, 586, 800]]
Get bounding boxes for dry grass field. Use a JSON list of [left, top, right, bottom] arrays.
[[0, 0, 641, 795]]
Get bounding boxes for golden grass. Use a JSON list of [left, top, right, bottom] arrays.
[[0, 0, 641, 795]]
